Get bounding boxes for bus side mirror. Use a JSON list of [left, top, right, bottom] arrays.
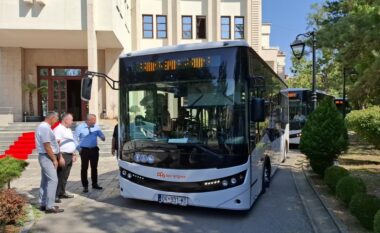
[[251, 98, 265, 122], [81, 77, 92, 101]]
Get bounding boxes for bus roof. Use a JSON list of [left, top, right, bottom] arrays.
[[122, 41, 250, 58], [281, 88, 328, 94], [282, 88, 309, 92]]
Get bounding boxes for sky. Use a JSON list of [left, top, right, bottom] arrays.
[[262, 0, 324, 75]]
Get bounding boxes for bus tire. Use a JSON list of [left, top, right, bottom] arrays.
[[261, 157, 271, 194]]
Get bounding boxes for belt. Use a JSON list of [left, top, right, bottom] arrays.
[[81, 147, 98, 149], [38, 153, 60, 156], [62, 152, 74, 155]]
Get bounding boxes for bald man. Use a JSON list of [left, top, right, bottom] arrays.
[[36, 111, 64, 213], [74, 114, 105, 193], [53, 113, 77, 203]]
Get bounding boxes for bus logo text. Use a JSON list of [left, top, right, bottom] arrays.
[[157, 172, 186, 179]]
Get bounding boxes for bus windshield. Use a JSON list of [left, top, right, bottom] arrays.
[[119, 47, 248, 169], [289, 99, 309, 130]]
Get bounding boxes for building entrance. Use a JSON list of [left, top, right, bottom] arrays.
[[37, 67, 88, 121]]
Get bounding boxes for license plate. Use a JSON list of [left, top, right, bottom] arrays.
[[158, 194, 188, 206]]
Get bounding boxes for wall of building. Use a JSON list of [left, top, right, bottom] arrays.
[[0, 0, 85, 30], [105, 49, 123, 119], [259, 23, 286, 79], [132, 0, 258, 51], [0, 0, 129, 121], [22, 49, 107, 117], [261, 23, 270, 49], [0, 48, 23, 121]]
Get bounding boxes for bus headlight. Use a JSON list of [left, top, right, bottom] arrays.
[[127, 172, 132, 179], [203, 171, 247, 189], [230, 177, 237, 185], [147, 155, 155, 164], [121, 170, 127, 176], [140, 154, 148, 163], [133, 153, 141, 162]]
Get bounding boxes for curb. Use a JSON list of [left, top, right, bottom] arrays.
[[291, 166, 319, 233], [300, 158, 349, 233]]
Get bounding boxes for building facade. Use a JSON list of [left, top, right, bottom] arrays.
[[0, 0, 130, 122], [0, 0, 284, 123], [131, 0, 285, 77]]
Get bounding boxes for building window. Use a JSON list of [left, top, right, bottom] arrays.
[[156, 15, 167, 39], [196, 16, 206, 39], [221, 16, 231, 39], [182, 16, 192, 39], [234, 17, 244, 39], [143, 15, 153, 38]]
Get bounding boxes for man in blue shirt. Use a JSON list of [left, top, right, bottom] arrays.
[[75, 114, 105, 193]]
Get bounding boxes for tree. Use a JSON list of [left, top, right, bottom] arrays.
[[0, 156, 28, 189], [299, 98, 348, 176], [22, 82, 46, 116], [307, 0, 380, 108]]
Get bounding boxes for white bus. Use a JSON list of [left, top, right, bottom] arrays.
[[82, 41, 289, 210], [282, 88, 334, 145]]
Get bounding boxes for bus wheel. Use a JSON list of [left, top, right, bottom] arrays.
[[261, 157, 271, 194]]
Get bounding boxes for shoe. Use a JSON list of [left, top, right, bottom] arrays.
[[45, 207, 64, 214], [55, 198, 62, 203], [40, 206, 59, 211], [92, 185, 103, 190], [83, 187, 89, 193], [59, 193, 74, 199]]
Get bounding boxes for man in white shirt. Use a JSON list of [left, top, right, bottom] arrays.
[[35, 111, 64, 213], [54, 113, 77, 202]]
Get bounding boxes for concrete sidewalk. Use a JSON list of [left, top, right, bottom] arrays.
[[13, 156, 121, 233], [288, 151, 345, 233], [13, 152, 344, 233]]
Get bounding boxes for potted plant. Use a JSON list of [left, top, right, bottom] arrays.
[[22, 82, 46, 122]]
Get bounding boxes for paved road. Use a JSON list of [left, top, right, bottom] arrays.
[[15, 153, 313, 233]]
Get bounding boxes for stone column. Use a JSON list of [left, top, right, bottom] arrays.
[[105, 49, 123, 119], [214, 0, 220, 41], [0, 48, 23, 122], [87, 0, 99, 117], [251, 0, 262, 53], [246, 0, 252, 47], [167, 0, 173, 45], [172, 0, 181, 45], [207, 0, 213, 42], [131, 0, 141, 50]]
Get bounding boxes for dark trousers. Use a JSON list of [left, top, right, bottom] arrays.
[[80, 147, 99, 188], [56, 153, 73, 197]]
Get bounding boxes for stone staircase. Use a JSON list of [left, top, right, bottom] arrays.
[[0, 121, 116, 159]]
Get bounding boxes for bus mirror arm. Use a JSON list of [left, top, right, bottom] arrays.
[[84, 71, 119, 90]]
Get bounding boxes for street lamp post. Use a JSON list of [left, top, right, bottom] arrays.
[[290, 31, 317, 110]]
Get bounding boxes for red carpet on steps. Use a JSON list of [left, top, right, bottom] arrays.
[[0, 132, 35, 160]]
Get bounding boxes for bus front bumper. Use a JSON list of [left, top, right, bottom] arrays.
[[119, 176, 252, 210]]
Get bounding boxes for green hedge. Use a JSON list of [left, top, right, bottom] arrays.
[[374, 210, 380, 233], [300, 98, 348, 176], [346, 106, 380, 149], [336, 176, 366, 205], [324, 166, 349, 193], [349, 193, 380, 230], [0, 156, 28, 189]]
